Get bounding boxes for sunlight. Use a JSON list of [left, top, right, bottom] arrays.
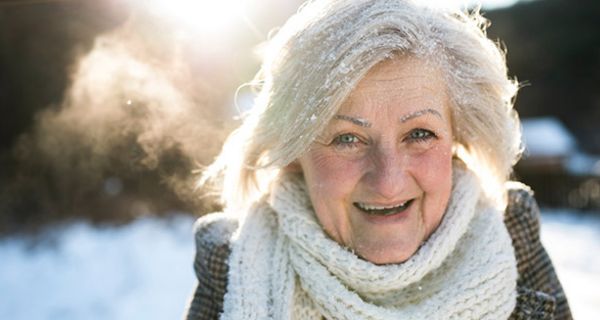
[[148, 0, 248, 37]]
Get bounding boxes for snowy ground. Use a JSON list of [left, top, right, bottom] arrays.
[[0, 215, 197, 320], [540, 209, 600, 319], [1, 210, 599, 319]]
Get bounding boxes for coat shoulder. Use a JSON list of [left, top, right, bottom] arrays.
[[186, 213, 237, 320], [504, 182, 572, 320], [192, 212, 237, 284], [505, 182, 542, 256], [193, 212, 238, 249], [506, 181, 538, 221]]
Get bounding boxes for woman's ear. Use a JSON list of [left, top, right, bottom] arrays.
[[283, 160, 303, 173]]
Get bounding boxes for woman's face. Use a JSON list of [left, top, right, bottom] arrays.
[[298, 57, 454, 264]]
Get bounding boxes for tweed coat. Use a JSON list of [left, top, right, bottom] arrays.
[[185, 183, 572, 320]]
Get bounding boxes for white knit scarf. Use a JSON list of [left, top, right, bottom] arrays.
[[221, 169, 517, 320]]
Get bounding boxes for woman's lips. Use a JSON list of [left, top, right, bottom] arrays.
[[353, 199, 415, 216]]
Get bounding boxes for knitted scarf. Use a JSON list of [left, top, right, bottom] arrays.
[[221, 169, 518, 320]]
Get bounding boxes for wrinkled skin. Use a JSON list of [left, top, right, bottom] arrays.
[[297, 56, 454, 264]]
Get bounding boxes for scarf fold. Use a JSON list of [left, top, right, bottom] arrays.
[[221, 169, 517, 320]]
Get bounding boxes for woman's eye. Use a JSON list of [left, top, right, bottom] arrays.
[[332, 133, 360, 147], [407, 129, 435, 142]]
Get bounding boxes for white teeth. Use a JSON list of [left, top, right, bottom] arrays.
[[357, 201, 407, 211]]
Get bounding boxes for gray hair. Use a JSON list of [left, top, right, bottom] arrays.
[[202, 0, 522, 208]]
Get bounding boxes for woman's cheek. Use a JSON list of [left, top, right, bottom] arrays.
[[409, 143, 453, 188], [307, 150, 362, 180]]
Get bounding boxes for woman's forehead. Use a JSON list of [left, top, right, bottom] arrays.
[[338, 56, 450, 117], [355, 57, 444, 91]]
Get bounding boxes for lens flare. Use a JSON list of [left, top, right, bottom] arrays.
[[147, 0, 248, 37]]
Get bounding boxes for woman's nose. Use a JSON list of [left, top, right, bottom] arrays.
[[364, 146, 410, 200]]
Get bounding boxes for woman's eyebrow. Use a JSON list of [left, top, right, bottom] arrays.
[[333, 114, 372, 128], [400, 108, 443, 123]]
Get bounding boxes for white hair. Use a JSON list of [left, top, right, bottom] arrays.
[[202, 0, 522, 209]]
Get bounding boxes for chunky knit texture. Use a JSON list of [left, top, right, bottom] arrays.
[[220, 169, 518, 320]]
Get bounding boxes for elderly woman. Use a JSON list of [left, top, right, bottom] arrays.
[[185, 0, 571, 319]]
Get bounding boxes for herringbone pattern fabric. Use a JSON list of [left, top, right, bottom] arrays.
[[504, 185, 572, 320]]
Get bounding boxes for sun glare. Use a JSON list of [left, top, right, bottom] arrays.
[[148, 0, 248, 37]]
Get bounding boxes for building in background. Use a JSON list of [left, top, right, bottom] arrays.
[[517, 117, 600, 210]]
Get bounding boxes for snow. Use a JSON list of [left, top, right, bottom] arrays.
[[540, 209, 600, 319], [521, 117, 577, 157], [566, 152, 600, 176], [0, 215, 197, 320], [520, 117, 600, 176], [1, 210, 599, 319]]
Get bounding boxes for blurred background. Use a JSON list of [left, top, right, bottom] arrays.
[[0, 0, 598, 319]]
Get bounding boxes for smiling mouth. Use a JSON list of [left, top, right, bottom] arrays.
[[353, 199, 414, 216]]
